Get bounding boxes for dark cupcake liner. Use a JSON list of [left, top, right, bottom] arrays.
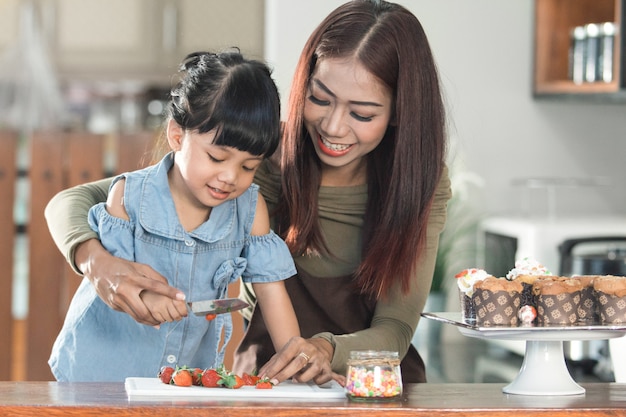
[[596, 291, 626, 324], [519, 282, 537, 309], [578, 287, 599, 323], [536, 292, 581, 324], [473, 289, 521, 326], [459, 291, 476, 323]]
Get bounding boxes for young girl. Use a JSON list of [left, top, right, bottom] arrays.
[[48, 51, 299, 382]]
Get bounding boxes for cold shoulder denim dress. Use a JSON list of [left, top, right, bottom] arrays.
[[49, 153, 296, 382]]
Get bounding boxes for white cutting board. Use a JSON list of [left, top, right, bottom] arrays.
[[125, 377, 346, 401]]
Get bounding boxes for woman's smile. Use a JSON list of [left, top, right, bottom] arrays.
[[318, 135, 353, 156]]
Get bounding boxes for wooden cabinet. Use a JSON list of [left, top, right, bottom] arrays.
[[53, 0, 264, 82], [0, 0, 264, 84], [52, 0, 161, 80], [0, 0, 20, 50], [534, 0, 626, 101]]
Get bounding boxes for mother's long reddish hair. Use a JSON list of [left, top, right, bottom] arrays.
[[277, 0, 446, 298]]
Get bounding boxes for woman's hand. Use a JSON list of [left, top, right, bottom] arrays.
[[258, 336, 346, 386], [76, 239, 186, 326]]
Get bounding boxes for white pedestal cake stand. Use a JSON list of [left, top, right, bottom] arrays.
[[421, 312, 626, 396]]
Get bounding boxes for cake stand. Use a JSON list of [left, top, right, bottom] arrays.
[[421, 312, 626, 396]]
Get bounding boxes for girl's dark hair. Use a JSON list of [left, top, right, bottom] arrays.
[[155, 50, 281, 159], [278, 0, 446, 298]]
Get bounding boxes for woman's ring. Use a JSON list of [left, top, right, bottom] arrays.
[[298, 352, 310, 364]]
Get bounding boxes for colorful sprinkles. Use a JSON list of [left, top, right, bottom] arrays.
[[345, 351, 402, 401]]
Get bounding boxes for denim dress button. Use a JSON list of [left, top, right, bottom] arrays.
[[166, 354, 177, 364]]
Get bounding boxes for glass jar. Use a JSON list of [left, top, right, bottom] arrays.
[[345, 350, 402, 401]]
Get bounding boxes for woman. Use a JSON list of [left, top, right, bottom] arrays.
[[45, 0, 450, 385]]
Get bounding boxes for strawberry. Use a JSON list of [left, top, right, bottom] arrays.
[[242, 372, 260, 386], [230, 375, 245, 389], [205, 313, 217, 321], [191, 367, 203, 386], [220, 373, 244, 389], [172, 366, 193, 387], [256, 378, 273, 389], [201, 368, 222, 388], [158, 366, 175, 385]]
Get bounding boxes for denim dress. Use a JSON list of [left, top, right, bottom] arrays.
[[49, 153, 296, 382]]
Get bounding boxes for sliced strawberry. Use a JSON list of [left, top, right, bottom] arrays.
[[205, 313, 217, 321], [242, 372, 260, 386]]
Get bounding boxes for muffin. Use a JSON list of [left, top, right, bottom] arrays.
[[506, 258, 553, 311], [594, 276, 626, 324], [455, 268, 492, 323], [473, 277, 523, 326], [574, 275, 600, 323], [533, 277, 583, 325]]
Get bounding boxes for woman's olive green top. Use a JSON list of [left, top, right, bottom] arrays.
[[44, 159, 451, 376]]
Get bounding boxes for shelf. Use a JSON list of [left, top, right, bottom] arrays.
[[533, 0, 626, 102]]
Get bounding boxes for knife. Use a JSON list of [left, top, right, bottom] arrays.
[[187, 298, 250, 316]]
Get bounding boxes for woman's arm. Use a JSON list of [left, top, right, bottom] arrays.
[[44, 178, 186, 326], [45, 178, 111, 273], [321, 232, 440, 374]]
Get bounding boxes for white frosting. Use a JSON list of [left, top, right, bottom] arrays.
[[455, 268, 491, 296], [506, 257, 552, 281]]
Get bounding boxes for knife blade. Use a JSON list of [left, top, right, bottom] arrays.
[[187, 298, 250, 316]]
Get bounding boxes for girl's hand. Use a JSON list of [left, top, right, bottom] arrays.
[[76, 239, 186, 326], [258, 336, 345, 386], [140, 291, 188, 325]]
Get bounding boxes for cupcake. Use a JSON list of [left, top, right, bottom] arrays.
[[455, 268, 492, 323], [574, 275, 600, 323], [506, 258, 552, 311], [594, 276, 626, 324], [473, 277, 523, 326], [533, 277, 583, 325]]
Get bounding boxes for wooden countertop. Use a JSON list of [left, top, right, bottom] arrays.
[[0, 382, 625, 416]]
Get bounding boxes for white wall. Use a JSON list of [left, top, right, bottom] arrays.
[[265, 0, 626, 219]]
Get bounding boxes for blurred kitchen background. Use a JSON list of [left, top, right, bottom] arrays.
[[0, 0, 625, 383]]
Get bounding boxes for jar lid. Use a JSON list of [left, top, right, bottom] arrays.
[[571, 26, 586, 40], [585, 23, 600, 37], [602, 22, 616, 36], [349, 350, 399, 359]]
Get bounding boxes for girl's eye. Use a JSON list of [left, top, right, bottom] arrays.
[[307, 94, 329, 106], [242, 162, 261, 172], [208, 153, 223, 163], [350, 112, 373, 122]]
